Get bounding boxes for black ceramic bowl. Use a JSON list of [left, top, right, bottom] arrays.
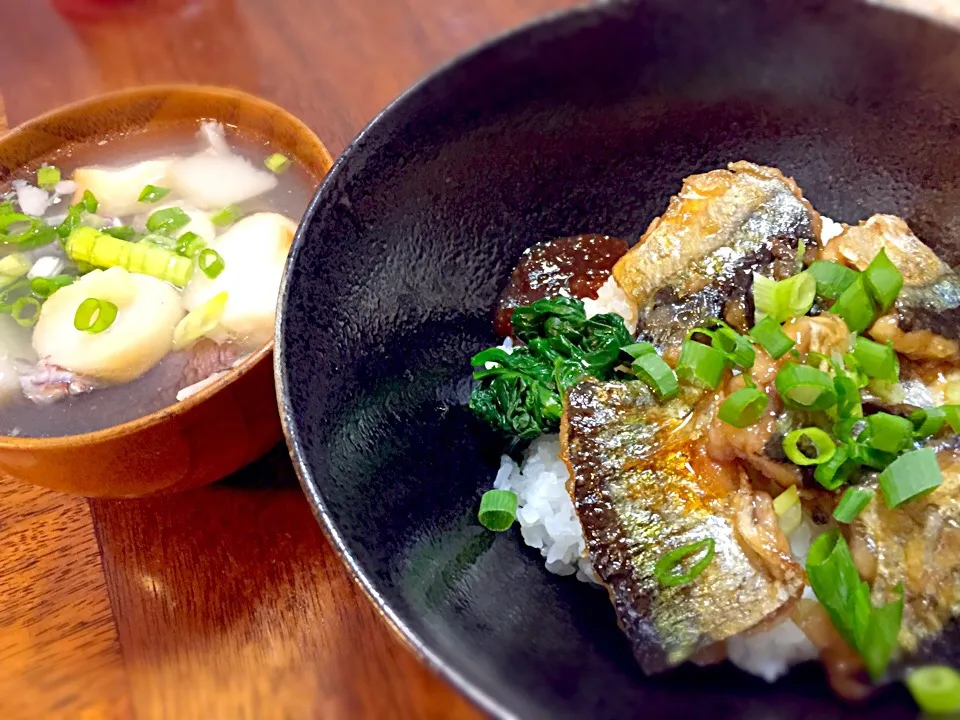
[[277, 1, 960, 717]]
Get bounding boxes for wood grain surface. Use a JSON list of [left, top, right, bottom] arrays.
[[0, 0, 579, 718]]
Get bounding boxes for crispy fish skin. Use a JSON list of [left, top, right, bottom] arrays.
[[561, 379, 804, 673], [852, 450, 960, 658], [824, 214, 960, 361], [612, 162, 821, 345]]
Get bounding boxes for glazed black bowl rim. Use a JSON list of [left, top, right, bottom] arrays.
[[274, 1, 940, 717], [274, 6, 611, 716]]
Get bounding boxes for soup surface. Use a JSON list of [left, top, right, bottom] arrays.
[[0, 123, 313, 437]]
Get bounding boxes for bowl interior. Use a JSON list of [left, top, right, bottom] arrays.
[[279, 1, 960, 717], [0, 85, 332, 445]]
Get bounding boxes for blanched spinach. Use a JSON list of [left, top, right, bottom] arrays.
[[469, 297, 633, 439]]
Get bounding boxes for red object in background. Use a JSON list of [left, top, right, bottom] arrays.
[[51, 0, 138, 20]]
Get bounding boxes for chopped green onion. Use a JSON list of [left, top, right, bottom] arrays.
[[173, 291, 228, 350], [632, 353, 679, 401], [833, 487, 874, 523], [103, 225, 137, 241], [863, 248, 903, 312], [36, 165, 61, 188], [138, 184, 171, 203], [832, 275, 877, 333], [265, 152, 291, 173], [66, 227, 194, 287], [773, 485, 802, 535], [905, 666, 960, 715], [211, 204, 242, 227], [852, 336, 899, 383], [654, 538, 715, 587], [0, 253, 30, 278], [783, 427, 837, 466], [849, 441, 898, 471], [73, 297, 117, 333], [748, 316, 795, 359], [806, 528, 903, 679], [775, 362, 837, 411], [833, 375, 862, 419], [676, 339, 728, 390], [81, 189, 98, 214], [622, 342, 656, 359], [808, 260, 859, 300], [866, 412, 913, 454], [10, 295, 41, 327], [878, 448, 943, 508], [29, 274, 74, 298], [197, 248, 225, 279], [753, 271, 816, 323], [910, 407, 946, 438], [711, 326, 755, 369], [56, 204, 84, 239], [814, 444, 856, 490], [478, 489, 517, 531], [944, 405, 960, 433], [176, 232, 207, 259], [719, 387, 768, 428], [146, 207, 191, 235], [841, 352, 869, 388]]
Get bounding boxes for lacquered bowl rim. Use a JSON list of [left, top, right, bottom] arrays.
[[0, 83, 333, 449]]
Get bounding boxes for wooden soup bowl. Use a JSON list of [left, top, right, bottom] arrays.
[[0, 85, 333, 496]]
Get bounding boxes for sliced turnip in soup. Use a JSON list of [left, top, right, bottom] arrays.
[[32, 266, 184, 383], [166, 153, 278, 211], [72, 159, 173, 216], [181, 212, 296, 348]]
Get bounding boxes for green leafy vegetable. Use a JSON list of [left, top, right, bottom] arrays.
[[806, 529, 903, 679], [470, 297, 634, 439]]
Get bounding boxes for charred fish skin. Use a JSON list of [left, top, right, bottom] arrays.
[[613, 162, 821, 346], [562, 379, 804, 674]]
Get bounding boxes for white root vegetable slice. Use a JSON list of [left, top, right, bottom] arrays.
[[32, 267, 184, 383], [166, 154, 278, 210], [181, 212, 296, 348], [72, 159, 173, 216]]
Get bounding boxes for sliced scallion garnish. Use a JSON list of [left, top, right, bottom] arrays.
[[863, 248, 903, 312], [865, 412, 913, 454], [36, 165, 61, 188], [172, 291, 228, 350], [711, 325, 755, 369], [832, 275, 876, 333], [0, 253, 30, 279], [622, 342, 656, 359], [265, 153, 291, 174], [814, 444, 855, 490], [81, 189, 98, 214], [852, 336, 899, 383], [73, 297, 118, 333], [808, 260, 859, 300], [905, 666, 960, 715], [654, 537, 715, 587], [631, 352, 679, 401], [146, 207, 191, 235], [103, 225, 137, 241], [878, 448, 943, 508], [832, 487, 874, 523], [29, 274, 74, 298], [478, 489, 517, 531], [748, 316, 795, 359], [719, 387, 768, 428], [176, 231, 207, 258], [753, 271, 816, 323], [10, 295, 41, 327], [211, 204, 242, 227], [910, 407, 946, 438], [783, 427, 837, 466], [676, 339, 727, 390], [138, 184, 171, 203], [833, 375, 862, 419], [197, 248, 225, 279], [775, 362, 837, 411]]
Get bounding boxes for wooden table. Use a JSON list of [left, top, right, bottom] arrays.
[[0, 1, 578, 718]]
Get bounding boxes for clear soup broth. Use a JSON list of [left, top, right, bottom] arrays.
[[0, 123, 314, 437]]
